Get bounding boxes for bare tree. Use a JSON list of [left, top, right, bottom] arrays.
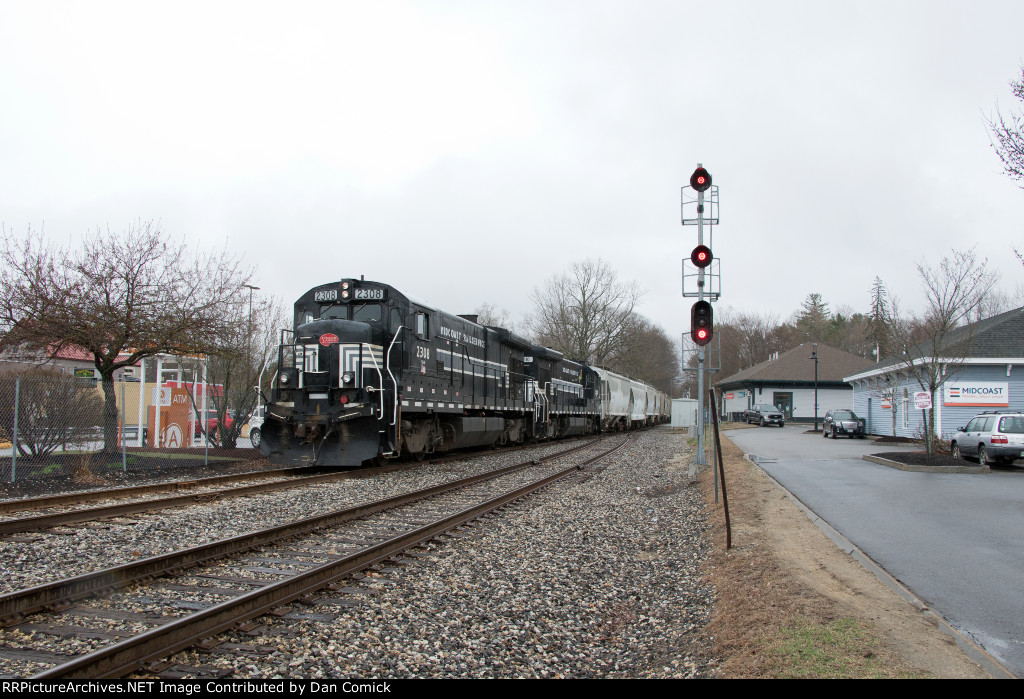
[[972, 284, 1021, 322], [865, 370, 902, 438], [528, 259, 642, 365], [711, 307, 797, 377], [882, 248, 997, 454], [988, 67, 1024, 188], [472, 303, 515, 331], [605, 314, 680, 395], [179, 295, 289, 448], [0, 222, 254, 453]]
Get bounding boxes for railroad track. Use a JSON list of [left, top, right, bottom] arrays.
[[0, 438, 600, 536], [0, 466, 401, 537], [0, 436, 633, 678]]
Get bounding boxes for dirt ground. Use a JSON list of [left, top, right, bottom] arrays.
[[700, 428, 996, 678]]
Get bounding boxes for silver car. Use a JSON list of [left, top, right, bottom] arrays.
[[951, 412, 1024, 466]]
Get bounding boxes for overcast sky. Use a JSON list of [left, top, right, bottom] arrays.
[[2, 0, 1022, 347]]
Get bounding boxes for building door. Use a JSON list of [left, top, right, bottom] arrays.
[[772, 392, 793, 420]]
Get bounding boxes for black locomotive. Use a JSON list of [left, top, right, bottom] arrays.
[[259, 278, 665, 466]]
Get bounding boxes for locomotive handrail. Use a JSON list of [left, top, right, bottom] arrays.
[[532, 380, 549, 426], [363, 345, 396, 458], [386, 327, 403, 427], [363, 344, 386, 421]]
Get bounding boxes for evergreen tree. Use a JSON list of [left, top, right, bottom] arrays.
[[796, 293, 831, 342]]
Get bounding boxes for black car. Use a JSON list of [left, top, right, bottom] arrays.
[[823, 409, 866, 438], [745, 403, 785, 427]]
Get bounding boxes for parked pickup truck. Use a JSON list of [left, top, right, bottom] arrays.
[[744, 403, 785, 427]]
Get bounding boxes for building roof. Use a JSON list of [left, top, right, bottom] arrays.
[[902, 306, 1024, 361], [846, 306, 1024, 381], [717, 343, 875, 388], [0, 342, 141, 370], [47, 343, 96, 362]]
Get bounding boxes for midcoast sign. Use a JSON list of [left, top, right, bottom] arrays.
[[943, 381, 1010, 407]]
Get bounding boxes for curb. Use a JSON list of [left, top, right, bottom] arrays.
[[862, 454, 989, 474]]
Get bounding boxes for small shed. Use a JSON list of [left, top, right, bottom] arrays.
[[671, 398, 698, 428]]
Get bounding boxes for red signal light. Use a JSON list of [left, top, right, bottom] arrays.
[[691, 244, 713, 269], [690, 167, 712, 192]]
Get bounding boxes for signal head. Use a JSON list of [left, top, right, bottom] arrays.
[[690, 167, 712, 192], [690, 244, 713, 269], [691, 300, 713, 346]]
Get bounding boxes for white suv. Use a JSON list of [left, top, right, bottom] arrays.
[[247, 405, 266, 449], [950, 412, 1024, 466]]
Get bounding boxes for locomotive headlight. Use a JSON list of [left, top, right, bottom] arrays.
[[341, 282, 350, 290], [279, 373, 291, 386], [341, 290, 350, 299], [342, 371, 355, 385]]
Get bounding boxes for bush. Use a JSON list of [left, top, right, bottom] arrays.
[[0, 369, 104, 458]]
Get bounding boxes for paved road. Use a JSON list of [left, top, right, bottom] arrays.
[[723, 425, 1024, 677]]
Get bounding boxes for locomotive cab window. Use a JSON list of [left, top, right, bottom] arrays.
[[415, 313, 429, 339], [320, 305, 348, 321], [352, 303, 382, 323]]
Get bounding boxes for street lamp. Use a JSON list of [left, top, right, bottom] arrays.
[[242, 284, 260, 435], [242, 284, 260, 327], [809, 343, 819, 432]]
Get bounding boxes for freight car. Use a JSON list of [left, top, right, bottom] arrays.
[[259, 278, 668, 466]]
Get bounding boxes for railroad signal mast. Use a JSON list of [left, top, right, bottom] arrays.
[[681, 164, 719, 464]]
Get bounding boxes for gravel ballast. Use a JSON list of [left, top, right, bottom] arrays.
[[162, 429, 715, 678]]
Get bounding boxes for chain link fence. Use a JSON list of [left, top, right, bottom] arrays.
[[0, 370, 259, 491]]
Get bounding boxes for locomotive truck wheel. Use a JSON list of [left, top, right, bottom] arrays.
[[249, 428, 261, 449]]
